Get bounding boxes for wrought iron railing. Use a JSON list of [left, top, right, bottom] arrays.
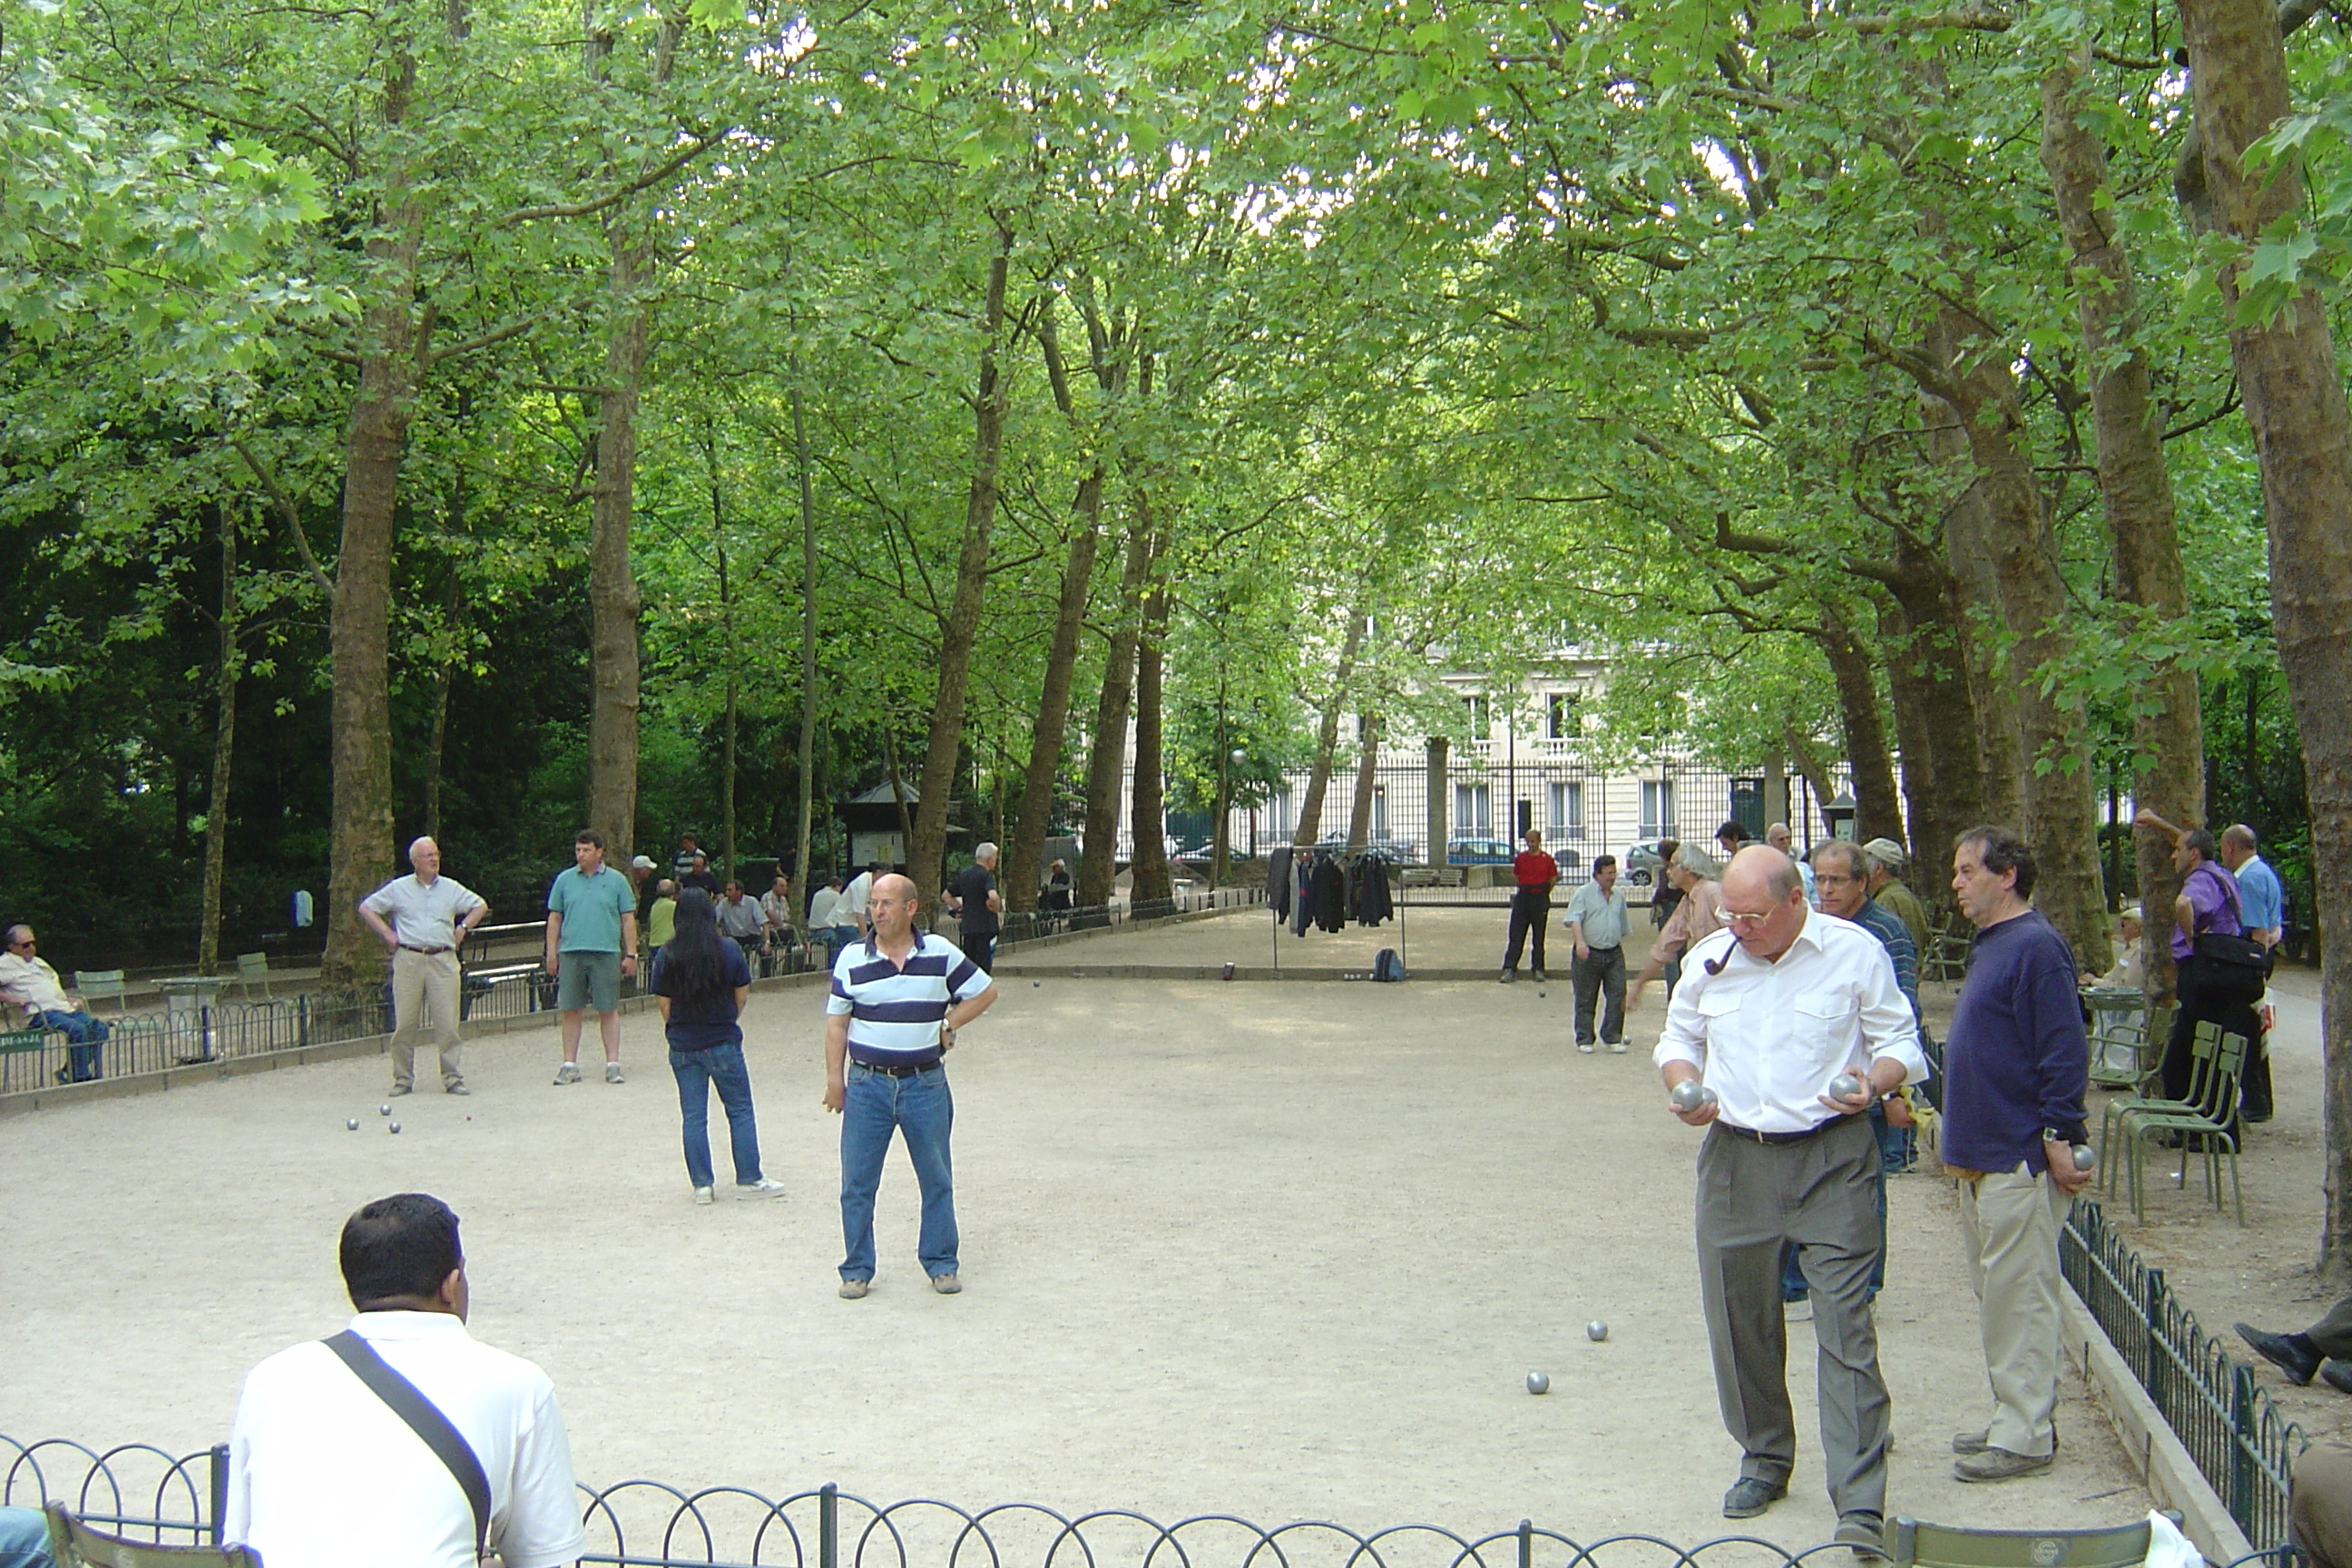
[[0, 965, 649, 1094], [0, 1432, 2302, 1566], [2062, 1197, 2308, 1551], [995, 886, 1264, 951]]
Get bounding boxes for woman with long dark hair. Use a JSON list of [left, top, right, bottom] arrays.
[[652, 888, 785, 1203]]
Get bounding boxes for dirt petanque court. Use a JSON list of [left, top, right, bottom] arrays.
[[2, 906, 2154, 1545]]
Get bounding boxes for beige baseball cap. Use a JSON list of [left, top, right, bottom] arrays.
[[1859, 838, 1907, 868]]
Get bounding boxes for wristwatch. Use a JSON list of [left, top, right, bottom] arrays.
[[2042, 1127, 2066, 1144]]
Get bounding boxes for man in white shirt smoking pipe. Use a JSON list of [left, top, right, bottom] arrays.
[[1654, 845, 1929, 1559]]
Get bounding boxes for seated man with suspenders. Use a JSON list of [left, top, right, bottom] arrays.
[[225, 1193, 584, 1568]]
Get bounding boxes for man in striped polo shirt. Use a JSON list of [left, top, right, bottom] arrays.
[[824, 873, 998, 1298]]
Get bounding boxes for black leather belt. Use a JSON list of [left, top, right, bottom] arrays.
[[1720, 1119, 1840, 1145], [398, 945, 452, 956], [851, 1059, 936, 1078]]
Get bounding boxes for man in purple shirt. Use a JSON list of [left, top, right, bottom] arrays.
[[2136, 814, 2265, 1119], [1942, 826, 2091, 1484]]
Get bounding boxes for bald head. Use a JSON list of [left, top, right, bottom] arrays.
[[867, 873, 921, 942], [2220, 824, 2259, 868], [1726, 844, 1802, 903], [1721, 845, 1808, 962], [408, 837, 442, 878]]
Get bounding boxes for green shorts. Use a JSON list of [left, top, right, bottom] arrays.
[[555, 950, 622, 1013]]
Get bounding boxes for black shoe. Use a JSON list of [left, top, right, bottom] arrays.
[[1721, 1476, 1788, 1519], [2238, 1323, 2323, 1386], [1836, 1514, 1888, 1563], [2321, 1363, 2352, 1396]]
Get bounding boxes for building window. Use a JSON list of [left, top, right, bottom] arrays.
[[1550, 780, 1583, 838], [1269, 787, 1293, 838], [1640, 779, 1675, 839], [1371, 786, 1387, 838], [1455, 783, 1491, 835], [1545, 693, 1578, 740], [1462, 694, 1491, 734]]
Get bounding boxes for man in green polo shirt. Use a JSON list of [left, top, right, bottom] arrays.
[[546, 828, 640, 1085]]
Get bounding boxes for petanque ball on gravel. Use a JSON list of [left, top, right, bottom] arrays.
[[1587, 1320, 1609, 1342], [1526, 1371, 1550, 1395], [388, 1122, 401, 1134], [379, 1104, 391, 1116], [346, 1118, 358, 1131]]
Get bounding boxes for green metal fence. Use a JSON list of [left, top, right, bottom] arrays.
[[2061, 1197, 2308, 1552]]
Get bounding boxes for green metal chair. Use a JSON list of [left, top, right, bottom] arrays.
[[0, 1020, 52, 1092], [2126, 1026, 2249, 1225], [2085, 995, 2167, 1093], [44, 1503, 262, 1566], [234, 952, 273, 1004], [1893, 1513, 2174, 1568], [1922, 916, 1973, 984], [74, 969, 128, 1018], [2098, 1011, 2210, 1181]]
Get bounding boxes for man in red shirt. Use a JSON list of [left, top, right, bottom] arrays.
[[1501, 828, 1560, 982]]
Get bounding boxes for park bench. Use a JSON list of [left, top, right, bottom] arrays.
[[1398, 866, 1465, 888], [461, 960, 555, 1021]]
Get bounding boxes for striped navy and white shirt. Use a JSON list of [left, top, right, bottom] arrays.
[[827, 932, 992, 1069]]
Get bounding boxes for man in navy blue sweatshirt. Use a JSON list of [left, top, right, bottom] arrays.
[[1942, 826, 2092, 1485]]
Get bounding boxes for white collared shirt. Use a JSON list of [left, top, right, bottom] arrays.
[[225, 1311, 583, 1568], [360, 874, 485, 949], [0, 952, 71, 1014], [1652, 910, 1931, 1132]]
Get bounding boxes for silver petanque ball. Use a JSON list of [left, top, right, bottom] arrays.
[[379, 1103, 391, 1116], [1829, 1073, 1865, 1101], [1586, 1320, 1609, 1342], [1670, 1080, 1712, 1112], [346, 1118, 358, 1131], [388, 1122, 401, 1134], [1526, 1370, 1550, 1395], [2073, 1143, 2098, 1172]]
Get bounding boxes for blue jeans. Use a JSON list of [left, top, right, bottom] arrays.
[[670, 1044, 763, 1189], [40, 1010, 105, 1082], [838, 1063, 956, 1281], [0, 1504, 52, 1568]]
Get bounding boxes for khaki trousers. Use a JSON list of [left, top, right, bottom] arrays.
[[1957, 1161, 2065, 1457], [1695, 1114, 1891, 1518], [2293, 1442, 2352, 1568], [387, 947, 464, 1090]]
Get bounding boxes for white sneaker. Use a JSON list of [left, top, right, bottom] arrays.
[[693, 1187, 715, 1205], [604, 1063, 625, 1084], [1608, 1042, 1628, 1054], [738, 1177, 787, 1198], [1576, 1042, 1595, 1054], [554, 1062, 581, 1086]]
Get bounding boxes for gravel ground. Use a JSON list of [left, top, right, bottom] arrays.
[[0, 916, 2151, 1547]]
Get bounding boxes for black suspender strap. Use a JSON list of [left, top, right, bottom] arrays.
[[322, 1329, 490, 1561]]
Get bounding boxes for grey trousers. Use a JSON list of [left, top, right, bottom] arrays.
[[2307, 1297, 2352, 1361], [1696, 1114, 1890, 1518]]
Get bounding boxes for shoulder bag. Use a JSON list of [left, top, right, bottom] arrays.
[[323, 1329, 490, 1562]]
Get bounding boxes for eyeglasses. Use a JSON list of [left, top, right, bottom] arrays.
[[1722, 910, 1779, 927], [6, 939, 32, 950]]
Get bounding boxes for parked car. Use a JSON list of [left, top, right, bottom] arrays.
[[1446, 837, 1517, 865], [1622, 838, 1671, 886]]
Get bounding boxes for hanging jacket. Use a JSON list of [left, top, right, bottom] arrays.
[[1355, 856, 1394, 926], [1266, 846, 1293, 922], [1311, 857, 1348, 933]]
